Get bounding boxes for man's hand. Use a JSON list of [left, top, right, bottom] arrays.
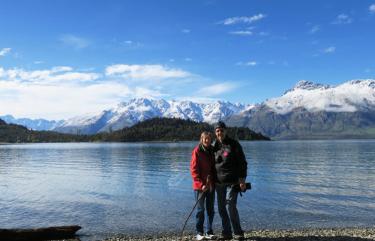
[[202, 185, 208, 192], [239, 178, 246, 192]]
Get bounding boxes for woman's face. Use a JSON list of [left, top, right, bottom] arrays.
[[202, 135, 212, 148]]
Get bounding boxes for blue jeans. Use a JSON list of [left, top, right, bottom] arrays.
[[194, 189, 215, 234], [216, 183, 244, 236]]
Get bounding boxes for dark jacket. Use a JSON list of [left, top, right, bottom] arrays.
[[213, 136, 247, 184], [190, 144, 215, 190]]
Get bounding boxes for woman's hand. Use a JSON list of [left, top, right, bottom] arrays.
[[201, 185, 208, 192]]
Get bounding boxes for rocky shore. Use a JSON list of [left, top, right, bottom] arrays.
[[99, 227, 375, 241]]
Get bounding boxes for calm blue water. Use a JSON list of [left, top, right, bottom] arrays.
[[1, 140, 375, 240]]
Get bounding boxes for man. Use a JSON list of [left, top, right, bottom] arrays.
[[213, 121, 247, 240]]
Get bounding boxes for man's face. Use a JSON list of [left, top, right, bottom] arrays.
[[215, 128, 225, 142]]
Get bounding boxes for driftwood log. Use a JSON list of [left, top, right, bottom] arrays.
[[0, 225, 81, 241]]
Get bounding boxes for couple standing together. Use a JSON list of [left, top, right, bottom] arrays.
[[190, 121, 248, 240]]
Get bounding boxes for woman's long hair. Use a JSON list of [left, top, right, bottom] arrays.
[[200, 131, 212, 144]]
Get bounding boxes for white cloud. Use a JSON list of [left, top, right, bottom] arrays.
[[258, 31, 269, 36], [370, 4, 375, 13], [184, 58, 192, 62], [0, 64, 233, 119], [197, 82, 237, 96], [323, 46, 336, 53], [182, 29, 191, 33], [122, 40, 143, 48], [0, 65, 173, 119], [237, 61, 257, 66], [229, 30, 253, 36], [0, 66, 99, 84], [332, 14, 353, 24], [105, 64, 191, 79], [309, 25, 320, 34], [0, 48, 11, 57], [47, 72, 100, 82], [221, 14, 266, 25], [133, 87, 165, 98], [51, 66, 73, 73], [0, 79, 133, 119], [175, 96, 221, 104], [60, 34, 90, 49], [246, 61, 257, 66]]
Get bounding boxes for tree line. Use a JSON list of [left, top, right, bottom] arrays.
[[0, 118, 270, 143]]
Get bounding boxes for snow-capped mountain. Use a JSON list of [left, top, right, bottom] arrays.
[[53, 98, 253, 134], [265, 79, 375, 114], [4, 79, 375, 139], [0, 115, 64, 131], [226, 79, 375, 139]]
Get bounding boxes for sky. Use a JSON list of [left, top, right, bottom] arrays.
[[1, 0, 375, 120]]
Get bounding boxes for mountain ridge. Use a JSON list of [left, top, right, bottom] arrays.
[[0, 115, 64, 131], [53, 98, 253, 134], [3, 79, 375, 139]]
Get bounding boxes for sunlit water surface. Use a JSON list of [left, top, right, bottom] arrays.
[[1, 140, 375, 240]]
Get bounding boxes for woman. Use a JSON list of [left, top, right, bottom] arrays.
[[190, 131, 216, 240]]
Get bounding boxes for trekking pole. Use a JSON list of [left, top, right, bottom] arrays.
[[180, 175, 211, 241]]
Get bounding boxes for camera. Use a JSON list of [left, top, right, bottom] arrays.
[[232, 182, 251, 193]]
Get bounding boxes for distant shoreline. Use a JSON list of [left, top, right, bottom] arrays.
[[2, 138, 375, 145], [0, 139, 273, 145]]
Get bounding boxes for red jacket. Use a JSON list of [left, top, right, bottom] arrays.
[[190, 144, 215, 190]]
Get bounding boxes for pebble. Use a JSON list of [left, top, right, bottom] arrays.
[[100, 227, 375, 241]]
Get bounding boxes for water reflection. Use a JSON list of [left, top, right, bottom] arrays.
[[1, 140, 375, 240]]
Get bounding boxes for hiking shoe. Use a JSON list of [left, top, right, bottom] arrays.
[[196, 233, 206, 240], [233, 233, 245, 240], [220, 234, 233, 240], [205, 233, 217, 240]]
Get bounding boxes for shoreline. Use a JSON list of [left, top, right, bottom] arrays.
[[97, 227, 375, 241]]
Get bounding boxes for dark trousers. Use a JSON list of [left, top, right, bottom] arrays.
[[216, 183, 244, 236]]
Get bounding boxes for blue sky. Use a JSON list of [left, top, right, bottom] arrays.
[[1, 0, 375, 119]]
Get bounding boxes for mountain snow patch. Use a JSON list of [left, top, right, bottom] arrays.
[[266, 79, 375, 114]]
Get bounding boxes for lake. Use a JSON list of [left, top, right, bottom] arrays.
[[1, 140, 375, 240]]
